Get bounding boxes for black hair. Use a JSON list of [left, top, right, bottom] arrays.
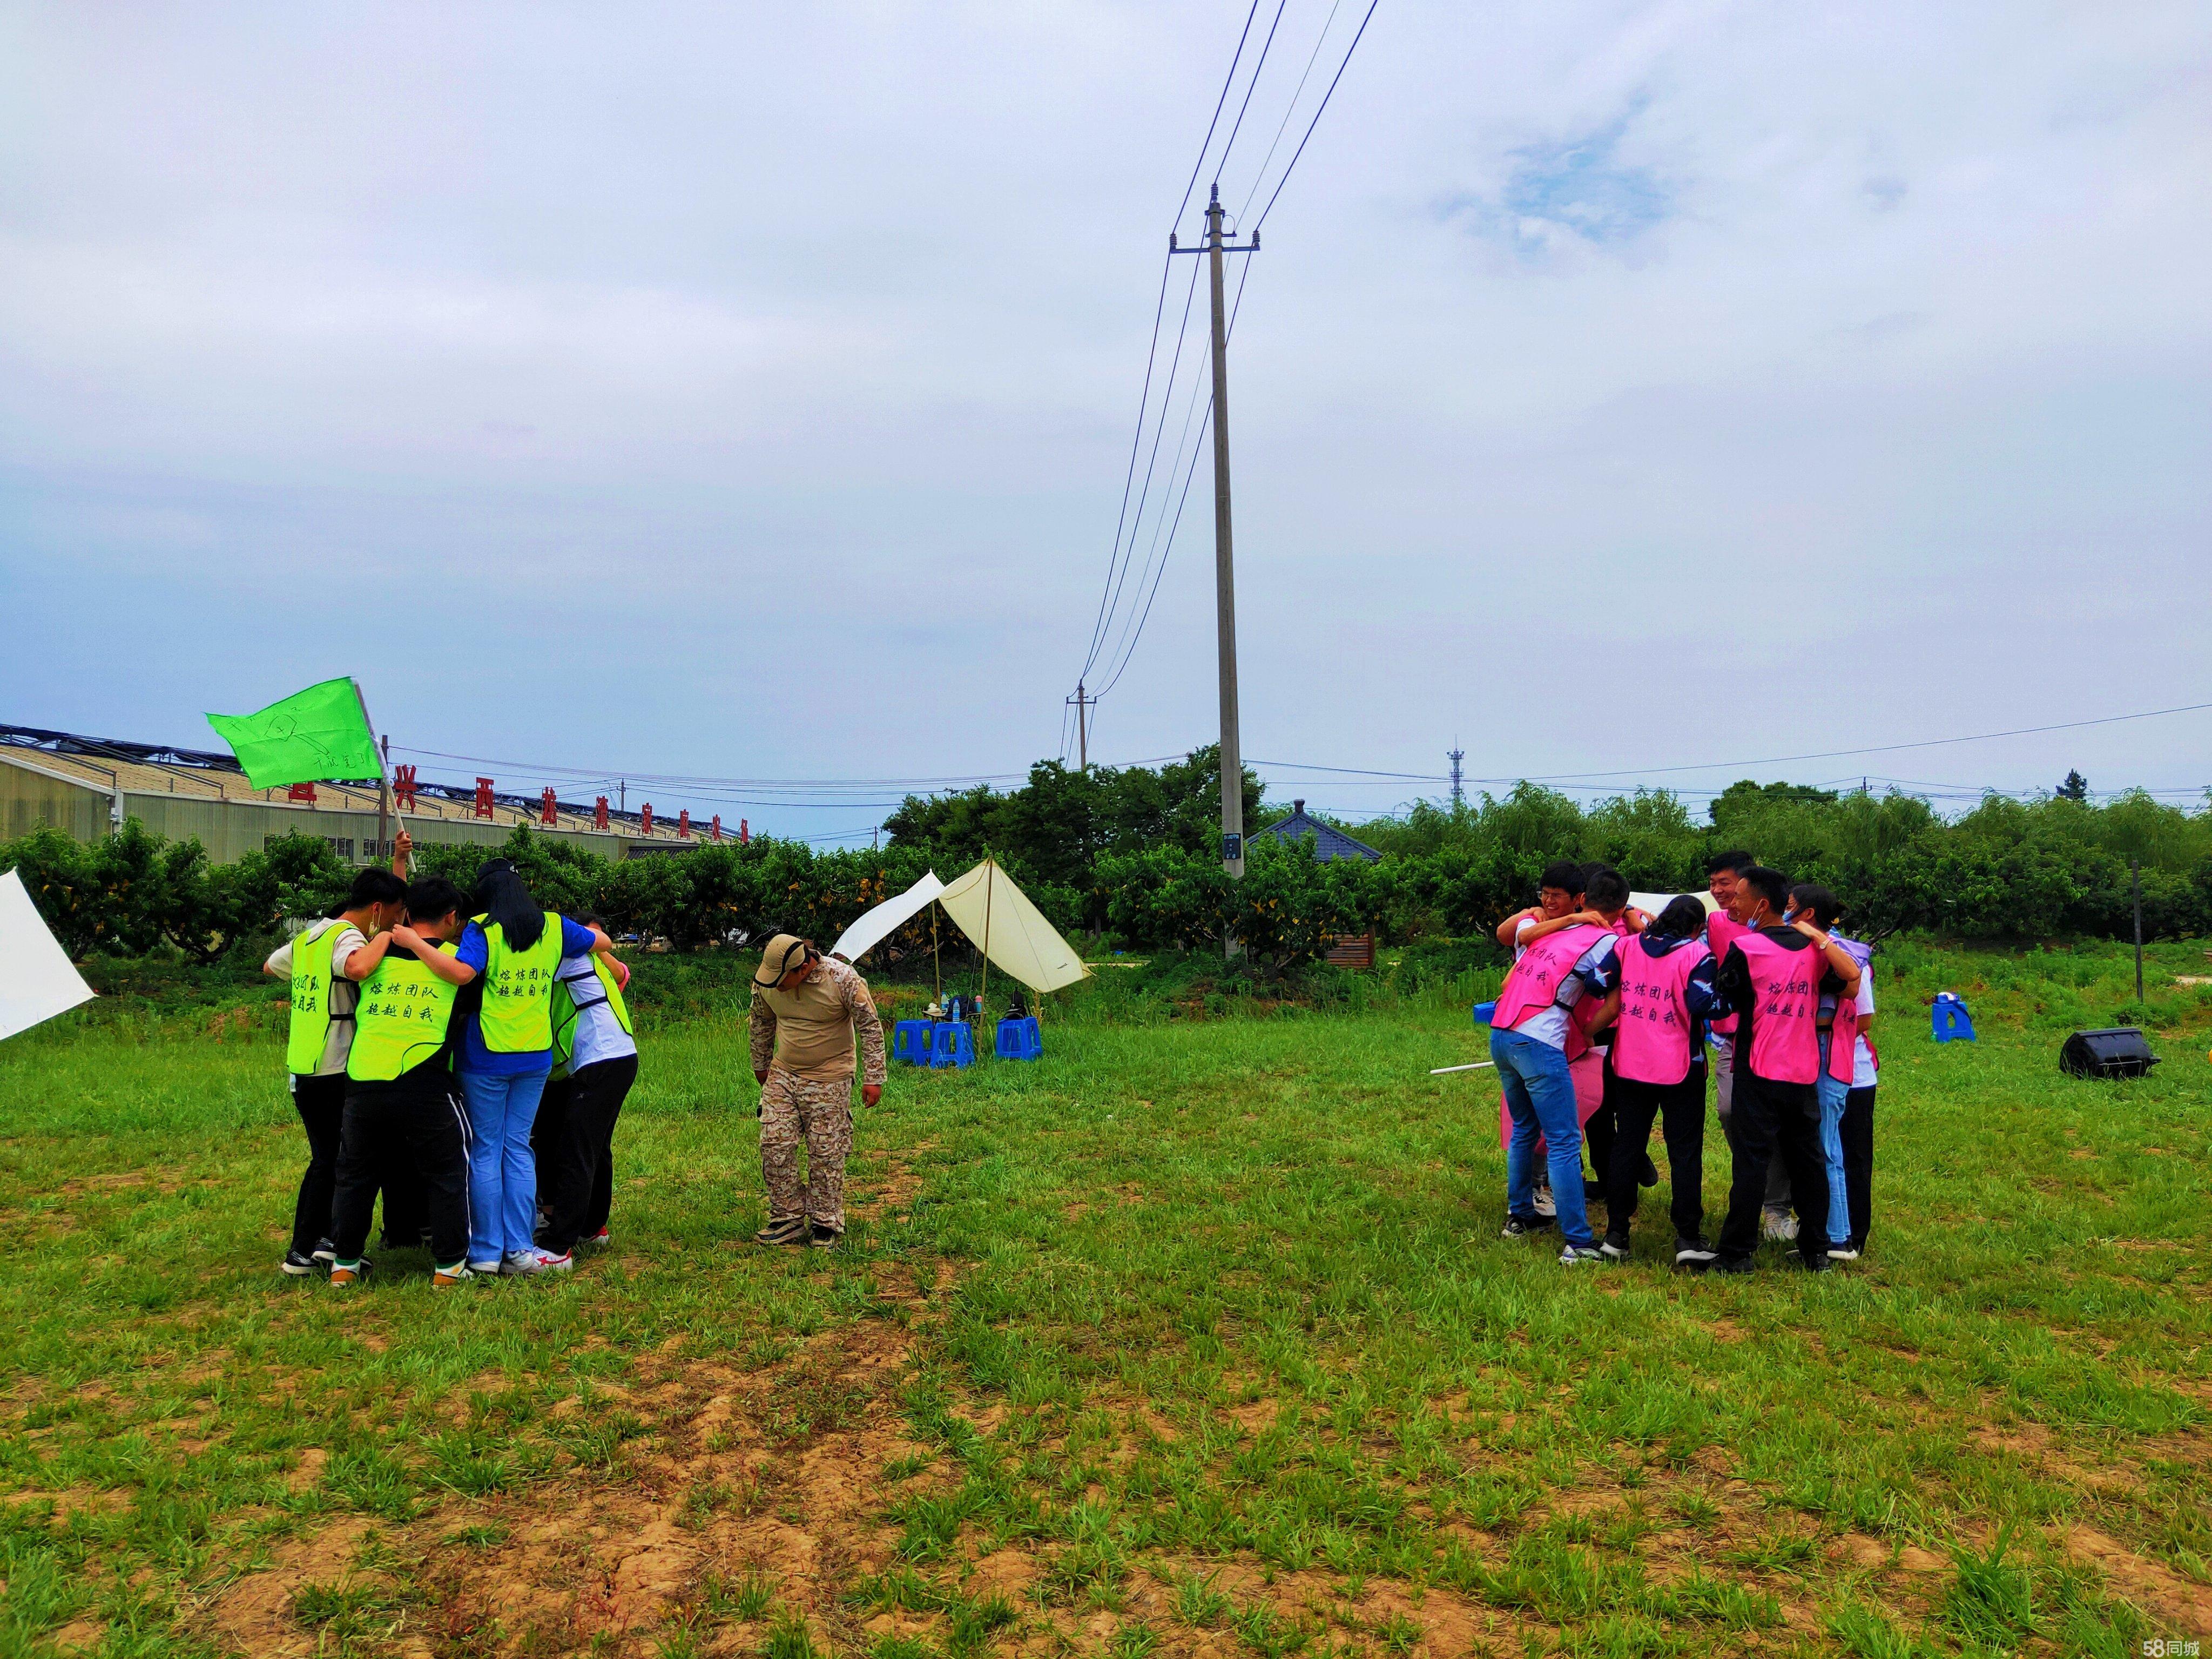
[[1584, 865, 1630, 912], [1538, 859, 1587, 894], [1738, 865, 1791, 913], [346, 868, 408, 909], [406, 876, 469, 925], [1705, 849, 1755, 876], [1651, 895, 1709, 939], [1789, 882, 1843, 929], [473, 859, 545, 949]]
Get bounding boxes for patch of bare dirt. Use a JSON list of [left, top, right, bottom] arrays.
[[201, 1516, 373, 1658], [2067, 1525, 2212, 1628]]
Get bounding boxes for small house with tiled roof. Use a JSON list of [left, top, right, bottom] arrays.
[[1249, 799, 1382, 863]]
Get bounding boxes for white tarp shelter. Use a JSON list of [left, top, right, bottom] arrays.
[[830, 871, 947, 964], [937, 859, 1090, 995], [0, 868, 96, 1042], [831, 860, 1090, 996]]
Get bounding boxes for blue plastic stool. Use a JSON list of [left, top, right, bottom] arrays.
[[1931, 993, 1977, 1043], [892, 1020, 935, 1066], [1472, 1000, 1498, 1027], [929, 1021, 975, 1069], [995, 1016, 1042, 1061]]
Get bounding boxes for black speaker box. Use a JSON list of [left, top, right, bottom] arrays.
[[2059, 1028, 2160, 1079]]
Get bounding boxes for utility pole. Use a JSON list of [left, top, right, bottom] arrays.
[[1448, 745, 1465, 811], [1065, 680, 1094, 772], [1173, 184, 1259, 956]]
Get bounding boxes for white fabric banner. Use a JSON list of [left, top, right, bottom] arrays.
[[935, 859, 1090, 994], [829, 871, 946, 964], [1630, 890, 1719, 918], [0, 868, 97, 1042]]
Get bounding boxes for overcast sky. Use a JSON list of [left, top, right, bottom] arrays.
[[4, 1, 2208, 842]]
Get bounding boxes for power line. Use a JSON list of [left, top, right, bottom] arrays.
[[1236, 0, 1346, 226], [1080, 253, 1175, 680], [1174, 1, 1264, 234], [1251, 0, 1381, 231], [1216, 1, 1290, 206]]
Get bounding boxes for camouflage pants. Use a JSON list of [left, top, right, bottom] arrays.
[[758, 1067, 853, 1232]]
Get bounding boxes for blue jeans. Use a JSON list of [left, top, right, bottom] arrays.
[[459, 1069, 550, 1264], [1492, 1027, 1593, 1249], [1815, 1034, 1853, 1247]]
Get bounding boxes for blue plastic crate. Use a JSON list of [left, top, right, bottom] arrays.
[[1931, 993, 1977, 1043]]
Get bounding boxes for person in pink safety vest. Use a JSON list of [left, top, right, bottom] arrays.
[[1489, 882, 1623, 1264], [1710, 866, 1862, 1273], [1515, 867, 1651, 1196], [1792, 882, 1879, 1262], [1702, 849, 1797, 1238], [1493, 860, 1587, 1220], [1589, 895, 1731, 1269]]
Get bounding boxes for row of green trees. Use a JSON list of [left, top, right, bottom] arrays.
[[6, 752, 2208, 968]]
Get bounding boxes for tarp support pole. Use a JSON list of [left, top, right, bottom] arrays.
[[980, 857, 994, 1013]]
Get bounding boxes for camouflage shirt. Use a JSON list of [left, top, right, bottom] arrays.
[[749, 955, 887, 1086]]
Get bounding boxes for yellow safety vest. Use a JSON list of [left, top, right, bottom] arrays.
[[286, 919, 350, 1076], [551, 955, 634, 1076], [474, 911, 565, 1054], [346, 939, 462, 1082]]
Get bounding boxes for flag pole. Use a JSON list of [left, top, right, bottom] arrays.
[[350, 680, 409, 871]]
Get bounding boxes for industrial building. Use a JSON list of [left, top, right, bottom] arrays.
[[1, 724, 720, 864]]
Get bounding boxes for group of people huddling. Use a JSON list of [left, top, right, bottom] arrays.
[[1487, 852, 1878, 1273], [264, 845, 640, 1285]]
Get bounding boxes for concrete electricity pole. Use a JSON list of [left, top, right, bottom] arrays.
[[1065, 680, 1094, 772], [1174, 184, 1259, 940]]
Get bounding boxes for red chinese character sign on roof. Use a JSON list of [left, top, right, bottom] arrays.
[[710, 814, 722, 843], [541, 787, 558, 827], [474, 778, 495, 819], [288, 782, 317, 804], [739, 818, 749, 845], [639, 802, 653, 837], [594, 795, 610, 831], [678, 808, 691, 839], [394, 765, 418, 810]]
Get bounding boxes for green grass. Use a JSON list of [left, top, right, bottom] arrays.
[[0, 941, 2207, 1656]]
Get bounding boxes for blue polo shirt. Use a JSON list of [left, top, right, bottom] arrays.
[[454, 915, 602, 1076]]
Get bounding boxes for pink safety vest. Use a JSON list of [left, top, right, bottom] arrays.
[[1735, 930, 1824, 1085], [1492, 923, 1608, 1057], [1705, 909, 1748, 1036], [1610, 934, 1711, 1085], [1826, 996, 1860, 1083]]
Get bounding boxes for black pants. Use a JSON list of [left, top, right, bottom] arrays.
[[534, 1054, 638, 1253], [1717, 1069, 1830, 1265], [289, 1073, 347, 1256], [1604, 1069, 1707, 1245], [1582, 1044, 1616, 1185], [1839, 1085, 1877, 1251], [332, 1069, 471, 1265]]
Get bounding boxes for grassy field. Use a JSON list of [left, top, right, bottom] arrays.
[[1, 941, 2209, 1658]]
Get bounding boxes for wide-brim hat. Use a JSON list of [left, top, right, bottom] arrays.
[[753, 933, 815, 988]]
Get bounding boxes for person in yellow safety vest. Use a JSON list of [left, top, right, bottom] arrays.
[[532, 912, 637, 1257], [450, 860, 618, 1277], [260, 857, 409, 1277], [326, 875, 480, 1286]]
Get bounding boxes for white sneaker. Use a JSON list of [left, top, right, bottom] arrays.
[[1825, 1245, 1860, 1262], [1533, 1184, 1557, 1219], [1761, 1210, 1798, 1242], [467, 1259, 502, 1276], [1559, 1245, 1604, 1266], [534, 1249, 574, 1274], [501, 1250, 547, 1277]]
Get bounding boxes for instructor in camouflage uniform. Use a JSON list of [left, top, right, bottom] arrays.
[[749, 934, 886, 1250]]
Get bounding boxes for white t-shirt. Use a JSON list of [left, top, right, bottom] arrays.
[[1851, 967, 1878, 1087], [265, 918, 366, 1078], [1506, 930, 1619, 1051], [558, 954, 637, 1071]]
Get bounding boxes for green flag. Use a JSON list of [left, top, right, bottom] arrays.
[[205, 677, 383, 790]]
